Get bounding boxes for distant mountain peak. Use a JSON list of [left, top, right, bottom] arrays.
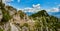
[[30, 10, 49, 18]]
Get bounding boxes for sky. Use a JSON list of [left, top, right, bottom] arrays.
[[2, 0, 60, 18]]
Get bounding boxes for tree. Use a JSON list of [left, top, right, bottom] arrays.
[[0, 2, 11, 23], [18, 10, 26, 19]]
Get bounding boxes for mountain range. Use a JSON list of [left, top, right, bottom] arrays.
[[0, 2, 60, 31]]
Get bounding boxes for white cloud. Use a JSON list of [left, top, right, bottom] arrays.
[[47, 8, 59, 12], [50, 4, 60, 12], [17, 4, 59, 13], [58, 4, 60, 6], [18, 4, 60, 13], [24, 7, 33, 12], [23, 4, 41, 13], [18, 0, 20, 3], [2, 0, 20, 3], [2, 0, 20, 5], [46, 4, 60, 12], [2, 0, 14, 5], [33, 4, 40, 9], [17, 8, 23, 10], [2, 0, 14, 3], [52, 8, 59, 12], [17, 7, 34, 13]]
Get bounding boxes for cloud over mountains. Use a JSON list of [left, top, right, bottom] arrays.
[[2, 0, 20, 3], [23, 4, 41, 13]]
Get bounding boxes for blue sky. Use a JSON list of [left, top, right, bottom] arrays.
[[3, 0, 60, 18], [4, 0, 60, 9]]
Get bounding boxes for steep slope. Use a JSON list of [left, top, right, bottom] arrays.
[[30, 10, 60, 31], [0, 2, 31, 31]]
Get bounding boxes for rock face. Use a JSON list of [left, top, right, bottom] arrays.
[[0, 2, 34, 31], [0, 10, 3, 21], [22, 26, 29, 31], [10, 22, 19, 31], [5, 6, 17, 16]]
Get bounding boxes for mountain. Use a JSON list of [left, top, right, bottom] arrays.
[[0, 2, 60, 31], [0, 2, 35, 31], [30, 10, 49, 18], [30, 10, 60, 31]]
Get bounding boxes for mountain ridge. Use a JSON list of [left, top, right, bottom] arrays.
[[0, 2, 60, 31]]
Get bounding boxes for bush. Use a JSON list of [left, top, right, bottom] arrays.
[[0, 28, 3, 31], [1, 9, 11, 23], [23, 23, 28, 27]]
